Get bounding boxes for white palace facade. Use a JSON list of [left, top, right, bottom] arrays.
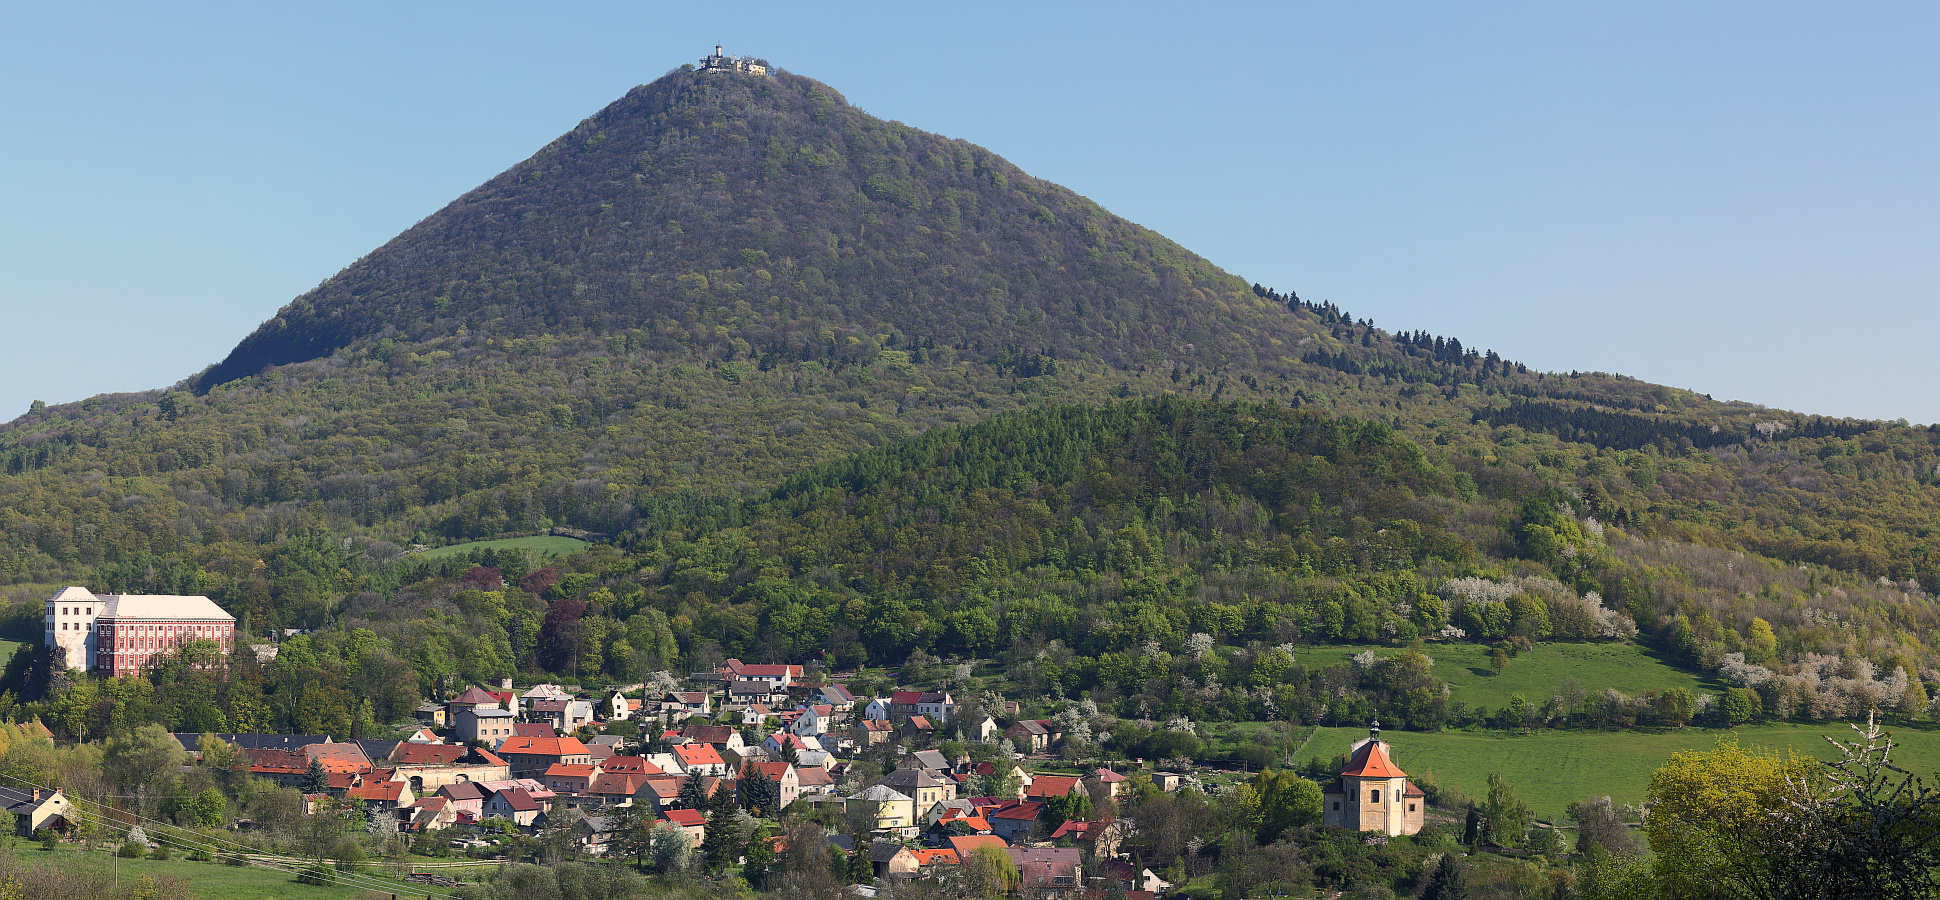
[[44, 586, 236, 677]]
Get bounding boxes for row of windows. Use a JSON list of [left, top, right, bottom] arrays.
[[52, 606, 94, 617]]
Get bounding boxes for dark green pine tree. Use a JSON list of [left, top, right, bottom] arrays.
[[302, 758, 329, 795], [677, 774, 707, 811], [1419, 853, 1467, 900], [701, 781, 743, 873], [1462, 805, 1483, 846]]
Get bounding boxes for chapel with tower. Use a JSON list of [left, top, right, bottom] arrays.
[[1321, 721, 1426, 836]]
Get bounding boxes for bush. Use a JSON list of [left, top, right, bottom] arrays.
[[149, 842, 172, 860], [220, 852, 249, 867], [118, 841, 146, 858], [188, 847, 214, 862], [297, 863, 335, 886]]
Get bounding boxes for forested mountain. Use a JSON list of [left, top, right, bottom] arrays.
[[1, 62, 1939, 648]]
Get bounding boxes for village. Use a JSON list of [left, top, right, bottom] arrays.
[[10, 657, 1419, 895]]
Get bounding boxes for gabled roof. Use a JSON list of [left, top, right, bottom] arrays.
[[851, 785, 913, 804], [588, 773, 648, 796], [356, 739, 401, 761], [912, 847, 960, 867], [905, 716, 933, 730], [991, 801, 1044, 821], [674, 744, 725, 768], [947, 835, 1010, 856], [546, 763, 596, 779], [892, 690, 923, 704], [869, 841, 916, 863], [1049, 820, 1093, 840], [681, 725, 737, 745], [345, 781, 407, 803], [796, 767, 835, 788], [1339, 740, 1407, 779], [392, 744, 468, 766], [742, 760, 794, 781], [497, 736, 591, 757], [727, 679, 772, 694], [492, 788, 540, 812], [663, 808, 706, 827], [820, 685, 856, 703], [1026, 775, 1083, 798], [600, 756, 663, 775], [450, 686, 499, 706], [878, 768, 945, 790], [909, 750, 950, 771], [1091, 768, 1128, 783], [513, 723, 553, 738], [438, 782, 487, 802], [738, 664, 802, 678], [858, 720, 894, 732]]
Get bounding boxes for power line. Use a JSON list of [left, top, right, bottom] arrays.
[[0, 771, 456, 898]]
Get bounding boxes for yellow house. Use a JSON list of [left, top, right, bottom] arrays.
[[849, 784, 918, 837], [1321, 723, 1425, 837]]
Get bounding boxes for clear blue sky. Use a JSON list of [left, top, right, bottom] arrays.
[[4, 3, 1936, 424]]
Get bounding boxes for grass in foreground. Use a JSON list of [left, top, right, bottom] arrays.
[[416, 535, 590, 561], [24, 846, 440, 900], [1292, 720, 1940, 822]]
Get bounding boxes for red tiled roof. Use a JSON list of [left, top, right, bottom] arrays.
[[513, 723, 553, 738], [663, 809, 705, 827], [1049, 820, 1093, 840], [742, 760, 793, 780], [1026, 775, 1083, 798], [497, 736, 590, 757], [345, 781, 407, 802], [991, 802, 1044, 821], [738, 664, 802, 678], [948, 835, 1010, 856], [393, 744, 467, 766], [588, 773, 647, 796], [601, 756, 663, 775], [546, 763, 596, 779], [674, 744, 724, 767], [450, 686, 498, 706], [912, 848, 960, 866], [1339, 740, 1407, 779], [494, 788, 541, 812]]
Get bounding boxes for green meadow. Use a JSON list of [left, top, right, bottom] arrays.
[[1293, 721, 1940, 822], [1294, 641, 1725, 712], [14, 847, 449, 900]]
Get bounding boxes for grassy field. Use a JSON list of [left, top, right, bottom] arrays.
[[1292, 721, 1940, 822], [15, 847, 451, 900], [415, 535, 589, 561], [1294, 641, 1724, 711]]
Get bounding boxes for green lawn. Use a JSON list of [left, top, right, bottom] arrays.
[[1293, 721, 1940, 823], [1294, 641, 1724, 711], [19, 848, 447, 900], [415, 535, 589, 561]]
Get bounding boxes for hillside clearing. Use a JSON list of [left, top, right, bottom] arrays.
[[414, 535, 589, 561]]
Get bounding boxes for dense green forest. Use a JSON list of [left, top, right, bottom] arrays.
[[5, 398, 1936, 752]]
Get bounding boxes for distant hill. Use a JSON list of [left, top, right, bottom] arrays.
[[0, 64, 1937, 615]]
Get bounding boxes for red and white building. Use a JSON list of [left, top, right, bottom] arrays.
[[44, 586, 235, 677]]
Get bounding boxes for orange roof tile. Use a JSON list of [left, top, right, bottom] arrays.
[[1339, 740, 1407, 779]]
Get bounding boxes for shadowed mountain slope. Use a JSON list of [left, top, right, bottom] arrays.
[[200, 70, 1296, 388]]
